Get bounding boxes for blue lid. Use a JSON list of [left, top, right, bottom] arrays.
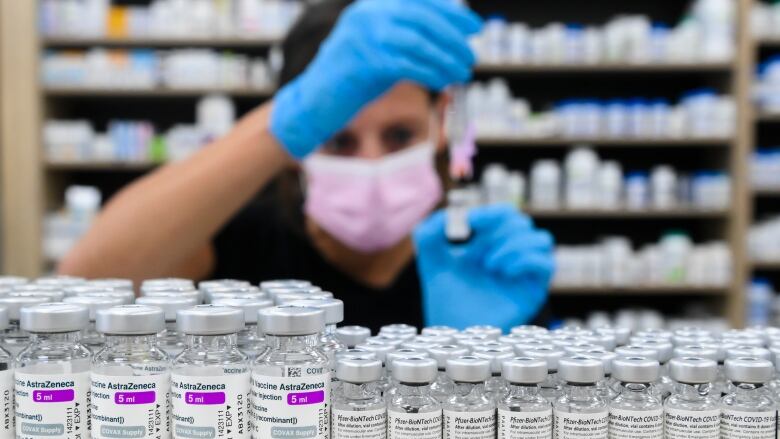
[[680, 88, 717, 99], [752, 278, 772, 287], [486, 14, 506, 22], [626, 171, 649, 179]]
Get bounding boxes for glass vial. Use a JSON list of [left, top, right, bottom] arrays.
[[172, 304, 249, 439], [442, 356, 495, 439], [331, 358, 386, 439], [721, 357, 776, 439], [429, 345, 470, 403], [14, 303, 91, 438], [91, 304, 171, 439], [664, 357, 720, 439], [286, 298, 347, 372], [0, 307, 14, 439], [384, 349, 430, 399], [0, 296, 49, 357], [211, 297, 274, 359], [520, 347, 565, 403], [135, 295, 198, 357], [471, 350, 512, 402], [553, 356, 608, 439], [251, 306, 330, 439], [609, 357, 663, 439], [497, 357, 552, 439], [63, 295, 123, 351], [355, 342, 396, 396], [386, 357, 441, 439], [336, 326, 372, 349]]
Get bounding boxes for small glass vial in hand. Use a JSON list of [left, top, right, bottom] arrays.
[[91, 304, 171, 439], [497, 357, 552, 439], [387, 357, 441, 439], [135, 295, 197, 358], [553, 356, 608, 439], [609, 357, 663, 439], [251, 306, 330, 439], [442, 356, 495, 439], [429, 345, 469, 403], [446, 189, 472, 244], [720, 357, 777, 439], [14, 303, 91, 438], [63, 294, 123, 350], [211, 297, 274, 359], [331, 358, 386, 439], [664, 357, 720, 439], [172, 305, 250, 439]]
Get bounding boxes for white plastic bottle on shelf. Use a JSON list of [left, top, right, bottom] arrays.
[[530, 160, 561, 210], [596, 161, 622, 210], [565, 147, 599, 209], [659, 231, 692, 285], [508, 171, 525, 209], [482, 164, 511, 205], [625, 172, 649, 210], [650, 165, 678, 209]]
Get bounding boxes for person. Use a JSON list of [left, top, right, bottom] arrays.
[[58, 0, 554, 332]]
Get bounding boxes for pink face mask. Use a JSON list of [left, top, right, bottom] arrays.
[[303, 142, 443, 254]]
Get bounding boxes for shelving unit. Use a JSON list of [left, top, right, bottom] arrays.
[[0, 0, 758, 325]]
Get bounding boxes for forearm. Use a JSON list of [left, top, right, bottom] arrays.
[[58, 103, 289, 283]]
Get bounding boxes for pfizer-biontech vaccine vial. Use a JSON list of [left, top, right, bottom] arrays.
[[608, 357, 663, 439], [497, 357, 552, 439], [172, 305, 249, 439], [251, 306, 330, 439], [387, 357, 441, 439], [553, 356, 608, 439], [14, 303, 91, 439], [442, 356, 495, 439], [664, 357, 720, 439], [91, 304, 170, 439], [211, 297, 274, 359], [135, 295, 197, 357], [720, 357, 776, 439], [335, 326, 371, 349], [331, 358, 385, 439], [63, 295, 124, 350], [0, 295, 49, 357], [428, 345, 469, 403]]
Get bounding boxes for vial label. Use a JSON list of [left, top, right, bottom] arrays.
[[91, 372, 171, 439], [663, 408, 720, 439], [387, 410, 442, 439], [171, 369, 250, 439], [720, 409, 776, 439], [443, 409, 495, 439], [0, 369, 14, 439], [15, 371, 90, 439], [250, 368, 329, 439], [497, 408, 552, 439], [608, 408, 663, 439], [332, 408, 386, 439], [552, 410, 608, 439]]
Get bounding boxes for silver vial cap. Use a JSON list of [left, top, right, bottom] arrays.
[[199, 279, 250, 292], [336, 358, 382, 383], [77, 289, 135, 304], [206, 288, 268, 304], [392, 357, 438, 384], [34, 275, 85, 288], [428, 345, 470, 369], [472, 342, 515, 354], [142, 278, 194, 290], [726, 346, 772, 362], [510, 325, 549, 337], [142, 288, 200, 303], [64, 285, 113, 298], [135, 296, 198, 321], [365, 335, 404, 348], [400, 340, 440, 352], [20, 302, 88, 333], [210, 298, 274, 324], [0, 306, 10, 331], [0, 295, 50, 320], [612, 357, 660, 383], [582, 334, 617, 351], [558, 356, 604, 384], [521, 347, 566, 372], [414, 334, 455, 345], [259, 279, 312, 291], [335, 326, 371, 347], [96, 304, 166, 335], [669, 357, 717, 384], [464, 325, 502, 339], [634, 329, 672, 341], [259, 306, 325, 336], [502, 357, 548, 384], [286, 298, 343, 325], [336, 348, 377, 362], [177, 304, 244, 335], [615, 345, 660, 361], [354, 342, 395, 363], [88, 278, 134, 290], [725, 357, 774, 384], [673, 345, 719, 362], [387, 349, 429, 371], [422, 326, 459, 337], [0, 276, 27, 287], [9, 285, 65, 302], [633, 340, 674, 363], [581, 349, 617, 375], [63, 295, 124, 321], [446, 356, 491, 382], [472, 350, 514, 374], [379, 324, 417, 337], [274, 292, 334, 305]]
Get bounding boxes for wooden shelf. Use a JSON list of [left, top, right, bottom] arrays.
[[756, 37, 780, 48], [755, 111, 780, 122], [752, 187, 780, 196], [476, 136, 733, 147], [41, 36, 283, 48], [43, 86, 275, 97], [45, 160, 160, 171], [474, 62, 735, 74], [550, 285, 729, 295], [750, 259, 780, 270], [526, 208, 728, 219]]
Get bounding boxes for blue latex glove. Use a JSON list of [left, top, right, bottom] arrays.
[[413, 204, 555, 333], [270, 0, 482, 159]]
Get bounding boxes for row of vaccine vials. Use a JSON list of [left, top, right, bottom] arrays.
[[0, 275, 779, 439]]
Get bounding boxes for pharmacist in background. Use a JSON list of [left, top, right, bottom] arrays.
[[58, 0, 554, 332]]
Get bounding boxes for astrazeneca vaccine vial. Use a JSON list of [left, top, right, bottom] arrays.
[[664, 357, 720, 439], [251, 306, 330, 439], [608, 357, 663, 439], [210, 298, 274, 359], [520, 347, 565, 403], [387, 357, 441, 439], [15, 303, 91, 439], [0, 307, 14, 439], [497, 357, 552, 439], [63, 295, 123, 350], [331, 358, 385, 439], [91, 304, 170, 439], [429, 345, 469, 403], [287, 299, 347, 371], [0, 296, 49, 357], [442, 356, 495, 439], [135, 295, 197, 357], [172, 305, 249, 439], [553, 356, 608, 439], [720, 357, 776, 439], [335, 326, 371, 349]]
